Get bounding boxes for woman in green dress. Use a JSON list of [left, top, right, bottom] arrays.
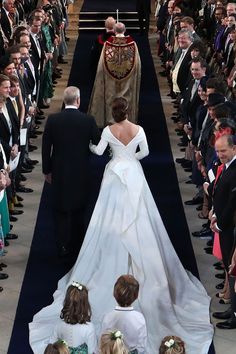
[[40, 9, 55, 106]]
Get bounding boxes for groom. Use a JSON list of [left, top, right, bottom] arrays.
[[42, 86, 101, 259]]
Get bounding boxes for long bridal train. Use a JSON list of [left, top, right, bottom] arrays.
[[29, 127, 213, 354]]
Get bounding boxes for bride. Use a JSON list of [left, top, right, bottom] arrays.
[[29, 97, 213, 354]]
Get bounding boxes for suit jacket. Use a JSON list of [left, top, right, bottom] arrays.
[[174, 47, 193, 94], [214, 25, 226, 52], [6, 98, 20, 134], [42, 108, 101, 211], [0, 8, 13, 41], [203, 4, 216, 39], [0, 104, 19, 162], [156, 1, 168, 31], [181, 78, 205, 130], [29, 33, 46, 78], [0, 28, 5, 57], [211, 159, 236, 266], [23, 61, 36, 95]]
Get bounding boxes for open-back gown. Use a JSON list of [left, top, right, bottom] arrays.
[[29, 126, 213, 354]]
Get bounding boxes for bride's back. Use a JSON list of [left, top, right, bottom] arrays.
[[109, 120, 139, 146]]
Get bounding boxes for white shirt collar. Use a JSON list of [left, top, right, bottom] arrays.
[[115, 306, 134, 311], [65, 105, 78, 109], [226, 155, 236, 169]]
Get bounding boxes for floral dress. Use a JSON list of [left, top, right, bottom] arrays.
[[69, 343, 88, 354]]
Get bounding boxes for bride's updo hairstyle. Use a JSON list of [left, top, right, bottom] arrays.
[[112, 97, 129, 122], [159, 335, 185, 354], [113, 274, 139, 307], [60, 282, 91, 324]]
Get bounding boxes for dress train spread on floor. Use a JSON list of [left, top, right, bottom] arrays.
[[29, 127, 213, 354]]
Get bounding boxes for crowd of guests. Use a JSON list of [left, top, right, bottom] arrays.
[[0, 0, 70, 291], [43, 275, 186, 354], [155, 0, 236, 331], [1, 0, 236, 351]]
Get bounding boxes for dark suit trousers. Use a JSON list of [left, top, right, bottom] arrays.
[[138, 7, 150, 33], [220, 229, 235, 271], [54, 207, 85, 257]]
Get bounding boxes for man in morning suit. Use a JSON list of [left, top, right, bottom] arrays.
[[42, 86, 101, 259], [210, 134, 236, 329], [171, 29, 193, 96]]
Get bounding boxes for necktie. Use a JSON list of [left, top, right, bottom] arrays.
[[12, 99, 19, 116], [214, 164, 225, 187], [8, 12, 15, 25], [35, 35, 41, 56], [190, 80, 199, 101], [210, 5, 215, 17]]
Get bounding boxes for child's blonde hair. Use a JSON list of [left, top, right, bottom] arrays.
[[100, 330, 129, 354], [44, 340, 69, 354]]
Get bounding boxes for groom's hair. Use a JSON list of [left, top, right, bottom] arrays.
[[113, 274, 139, 307]]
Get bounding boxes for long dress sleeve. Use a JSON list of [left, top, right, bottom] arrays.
[[135, 128, 149, 160]]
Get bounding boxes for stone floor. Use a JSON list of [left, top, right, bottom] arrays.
[[0, 1, 235, 353]]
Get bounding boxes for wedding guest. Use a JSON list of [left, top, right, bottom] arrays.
[[100, 331, 129, 354], [0, 95, 10, 284], [50, 282, 97, 354], [159, 335, 185, 354], [101, 274, 147, 354], [210, 134, 236, 329], [44, 340, 69, 354]]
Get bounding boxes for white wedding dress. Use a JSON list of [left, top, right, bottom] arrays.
[[29, 126, 213, 354]]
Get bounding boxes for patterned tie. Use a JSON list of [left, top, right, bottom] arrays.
[[8, 12, 15, 24]]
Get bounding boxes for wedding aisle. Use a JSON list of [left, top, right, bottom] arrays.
[[6, 1, 215, 353]]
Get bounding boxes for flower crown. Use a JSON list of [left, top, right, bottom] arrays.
[[111, 330, 123, 340], [164, 339, 175, 348], [71, 281, 83, 290]]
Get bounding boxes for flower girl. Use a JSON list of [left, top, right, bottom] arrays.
[[44, 340, 69, 354], [50, 282, 97, 354], [100, 331, 129, 354], [159, 336, 185, 354]]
